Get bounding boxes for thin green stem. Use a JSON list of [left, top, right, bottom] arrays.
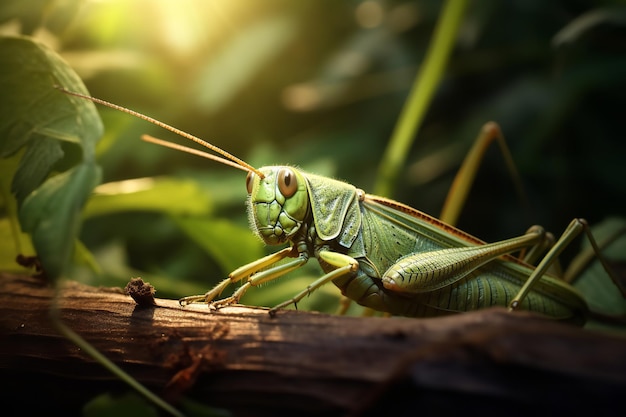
[[374, 0, 469, 197]]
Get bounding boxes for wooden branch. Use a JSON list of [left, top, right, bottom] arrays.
[[1, 271, 625, 417]]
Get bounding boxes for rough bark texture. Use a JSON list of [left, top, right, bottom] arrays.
[[1, 271, 625, 417]]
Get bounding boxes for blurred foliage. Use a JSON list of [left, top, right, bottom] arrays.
[[574, 217, 626, 332], [0, 36, 103, 282], [83, 392, 230, 417], [83, 392, 160, 417], [2, 0, 626, 316]]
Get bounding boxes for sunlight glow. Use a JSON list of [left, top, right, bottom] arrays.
[[84, 0, 253, 58], [94, 178, 156, 195]]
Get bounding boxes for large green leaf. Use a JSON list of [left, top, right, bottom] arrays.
[[0, 35, 103, 280]]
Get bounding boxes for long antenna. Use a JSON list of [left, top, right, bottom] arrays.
[[141, 134, 250, 173], [56, 86, 265, 179]]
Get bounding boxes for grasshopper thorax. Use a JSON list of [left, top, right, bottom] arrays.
[[246, 166, 309, 245]]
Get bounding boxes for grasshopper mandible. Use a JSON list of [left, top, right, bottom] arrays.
[[61, 88, 619, 326]]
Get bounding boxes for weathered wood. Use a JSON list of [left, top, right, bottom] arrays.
[[1, 271, 625, 416]]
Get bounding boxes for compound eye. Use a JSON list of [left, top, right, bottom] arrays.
[[246, 172, 255, 194], [277, 168, 297, 198]]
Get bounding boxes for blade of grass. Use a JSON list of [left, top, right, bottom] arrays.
[[374, 0, 468, 197]]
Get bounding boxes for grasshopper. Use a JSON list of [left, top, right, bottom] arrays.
[[61, 88, 621, 326]]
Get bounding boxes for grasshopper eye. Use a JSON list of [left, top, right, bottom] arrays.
[[278, 168, 297, 198], [246, 172, 255, 194]]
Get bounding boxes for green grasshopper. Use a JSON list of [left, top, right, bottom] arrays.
[[62, 88, 620, 326]]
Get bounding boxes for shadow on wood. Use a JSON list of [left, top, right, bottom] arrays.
[[1, 272, 625, 416]]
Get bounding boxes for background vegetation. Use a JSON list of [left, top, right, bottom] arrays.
[[2, 0, 626, 314]]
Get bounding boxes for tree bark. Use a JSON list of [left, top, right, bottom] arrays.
[[1, 271, 625, 417]]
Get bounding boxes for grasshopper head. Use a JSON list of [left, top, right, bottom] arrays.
[[246, 166, 309, 245]]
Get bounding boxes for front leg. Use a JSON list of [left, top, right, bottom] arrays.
[[179, 246, 295, 306], [212, 253, 310, 309], [269, 250, 359, 315]]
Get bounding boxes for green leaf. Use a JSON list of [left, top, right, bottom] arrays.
[[0, 35, 104, 280], [172, 216, 264, 275], [0, 150, 34, 266], [83, 177, 212, 219], [19, 163, 101, 281], [83, 392, 159, 417], [574, 217, 626, 318]]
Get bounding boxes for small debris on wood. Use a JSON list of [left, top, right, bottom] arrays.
[[124, 277, 156, 306], [15, 254, 47, 282]]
